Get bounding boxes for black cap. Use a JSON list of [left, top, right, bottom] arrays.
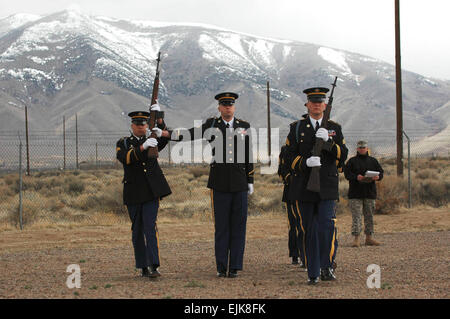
[[215, 92, 239, 106], [303, 87, 329, 103], [128, 111, 149, 124]]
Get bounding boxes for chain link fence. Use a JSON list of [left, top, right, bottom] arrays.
[[1, 126, 449, 230]]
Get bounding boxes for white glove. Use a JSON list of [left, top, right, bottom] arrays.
[[152, 127, 162, 138], [315, 128, 329, 142], [142, 138, 158, 150], [306, 156, 321, 167], [150, 103, 161, 112], [248, 183, 254, 195]]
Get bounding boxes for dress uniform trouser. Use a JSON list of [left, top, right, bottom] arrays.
[[294, 200, 338, 279], [212, 190, 248, 273], [127, 199, 160, 269], [286, 202, 305, 264]]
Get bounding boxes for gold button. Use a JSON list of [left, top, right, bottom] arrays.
[[229, 158, 233, 161], [144, 169, 147, 172], [229, 151, 232, 154], [143, 163, 146, 165], [229, 144, 232, 147]]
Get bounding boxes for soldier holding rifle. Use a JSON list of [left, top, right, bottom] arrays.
[[170, 92, 254, 279], [284, 82, 348, 285], [116, 52, 172, 279]]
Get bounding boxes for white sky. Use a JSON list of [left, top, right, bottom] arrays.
[[1, 0, 449, 80]]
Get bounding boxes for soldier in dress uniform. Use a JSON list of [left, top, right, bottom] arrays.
[[278, 145, 306, 268], [116, 104, 172, 279], [170, 92, 254, 278], [284, 87, 348, 285]]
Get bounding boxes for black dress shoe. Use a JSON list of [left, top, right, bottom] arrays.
[[149, 268, 161, 278], [320, 268, 336, 281], [217, 271, 227, 278], [141, 267, 150, 277], [292, 257, 299, 265], [332, 261, 337, 270], [228, 269, 238, 278], [307, 277, 319, 285]]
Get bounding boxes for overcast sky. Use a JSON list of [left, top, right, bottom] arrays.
[[1, 0, 449, 80]]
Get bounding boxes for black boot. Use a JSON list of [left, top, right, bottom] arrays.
[[320, 268, 336, 281], [149, 265, 161, 278], [228, 269, 238, 278], [141, 267, 150, 277]]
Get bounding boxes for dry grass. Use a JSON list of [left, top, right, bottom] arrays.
[[0, 158, 448, 230]]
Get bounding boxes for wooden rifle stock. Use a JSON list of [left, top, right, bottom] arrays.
[[306, 76, 338, 193], [147, 52, 161, 158]]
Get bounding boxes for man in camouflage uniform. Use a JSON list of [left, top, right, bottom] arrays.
[[344, 140, 384, 247]]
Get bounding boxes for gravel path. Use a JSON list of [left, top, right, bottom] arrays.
[[1, 226, 448, 299]]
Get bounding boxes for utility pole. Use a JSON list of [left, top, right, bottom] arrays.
[[395, 0, 404, 176]]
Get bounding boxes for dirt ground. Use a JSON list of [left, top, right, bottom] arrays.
[[0, 205, 449, 299]]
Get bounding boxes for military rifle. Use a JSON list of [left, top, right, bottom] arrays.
[[147, 51, 164, 158], [306, 76, 338, 193]]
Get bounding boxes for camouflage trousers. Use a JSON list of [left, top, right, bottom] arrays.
[[348, 199, 376, 236]]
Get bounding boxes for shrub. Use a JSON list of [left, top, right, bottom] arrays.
[[375, 175, 407, 214], [189, 167, 209, 178]]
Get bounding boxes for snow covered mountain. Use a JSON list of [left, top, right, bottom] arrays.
[[1, 9, 449, 153]]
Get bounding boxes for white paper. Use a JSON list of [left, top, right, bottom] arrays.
[[364, 171, 380, 178]]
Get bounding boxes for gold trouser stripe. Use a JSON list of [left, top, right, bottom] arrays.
[[295, 201, 307, 266], [329, 218, 337, 263], [155, 222, 160, 263], [336, 144, 341, 159], [290, 203, 299, 238], [156, 198, 161, 262], [291, 156, 301, 170], [126, 149, 133, 164], [210, 189, 215, 227]]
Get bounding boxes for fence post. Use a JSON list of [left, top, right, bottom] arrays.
[[63, 116, 66, 170], [76, 113, 79, 170], [25, 106, 30, 176], [403, 130, 411, 208], [18, 132, 24, 230]]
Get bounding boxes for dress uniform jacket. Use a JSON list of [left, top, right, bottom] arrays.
[[344, 153, 384, 199], [285, 114, 348, 202], [177, 117, 254, 192], [116, 132, 172, 205]]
